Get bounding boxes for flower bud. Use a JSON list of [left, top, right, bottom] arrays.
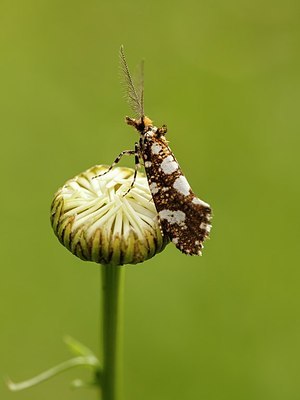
[[51, 165, 168, 266]]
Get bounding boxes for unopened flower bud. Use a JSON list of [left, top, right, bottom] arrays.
[[51, 165, 168, 266]]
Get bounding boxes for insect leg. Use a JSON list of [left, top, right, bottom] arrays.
[[123, 142, 141, 196], [93, 149, 135, 179]]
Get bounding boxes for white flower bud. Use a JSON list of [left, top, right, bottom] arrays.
[[51, 165, 168, 266]]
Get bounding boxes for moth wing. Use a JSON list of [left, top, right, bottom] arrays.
[[142, 139, 212, 255], [157, 193, 212, 255]]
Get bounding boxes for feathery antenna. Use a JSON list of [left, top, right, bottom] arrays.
[[119, 45, 144, 117]]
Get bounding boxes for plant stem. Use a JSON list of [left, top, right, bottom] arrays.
[[101, 265, 125, 400]]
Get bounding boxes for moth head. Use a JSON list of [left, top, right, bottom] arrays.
[[125, 115, 153, 132]]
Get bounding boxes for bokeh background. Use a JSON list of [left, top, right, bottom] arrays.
[[1, 1, 300, 399]]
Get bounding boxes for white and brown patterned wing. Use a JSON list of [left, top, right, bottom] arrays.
[[141, 135, 212, 255]]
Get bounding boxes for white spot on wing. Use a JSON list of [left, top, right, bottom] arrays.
[[192, 197, 210, 208], [160, 155, 178, 175], [200, 222, 212, 233], [173, 176, 191, 196], [144, 161, 152, 168], [151, 143, 162, 154], [159, 209, 186, 225], [149, 182, 159, 194]]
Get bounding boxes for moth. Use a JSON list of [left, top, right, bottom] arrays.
[[96, 46, 212, 256]]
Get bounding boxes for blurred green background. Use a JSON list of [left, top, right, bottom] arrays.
[[1, 1, 300, 399]]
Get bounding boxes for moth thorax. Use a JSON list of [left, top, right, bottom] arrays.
[[143, 116, 153, 127]]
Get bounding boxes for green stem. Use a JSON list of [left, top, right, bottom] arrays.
[[101, 265, 125, 400]]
